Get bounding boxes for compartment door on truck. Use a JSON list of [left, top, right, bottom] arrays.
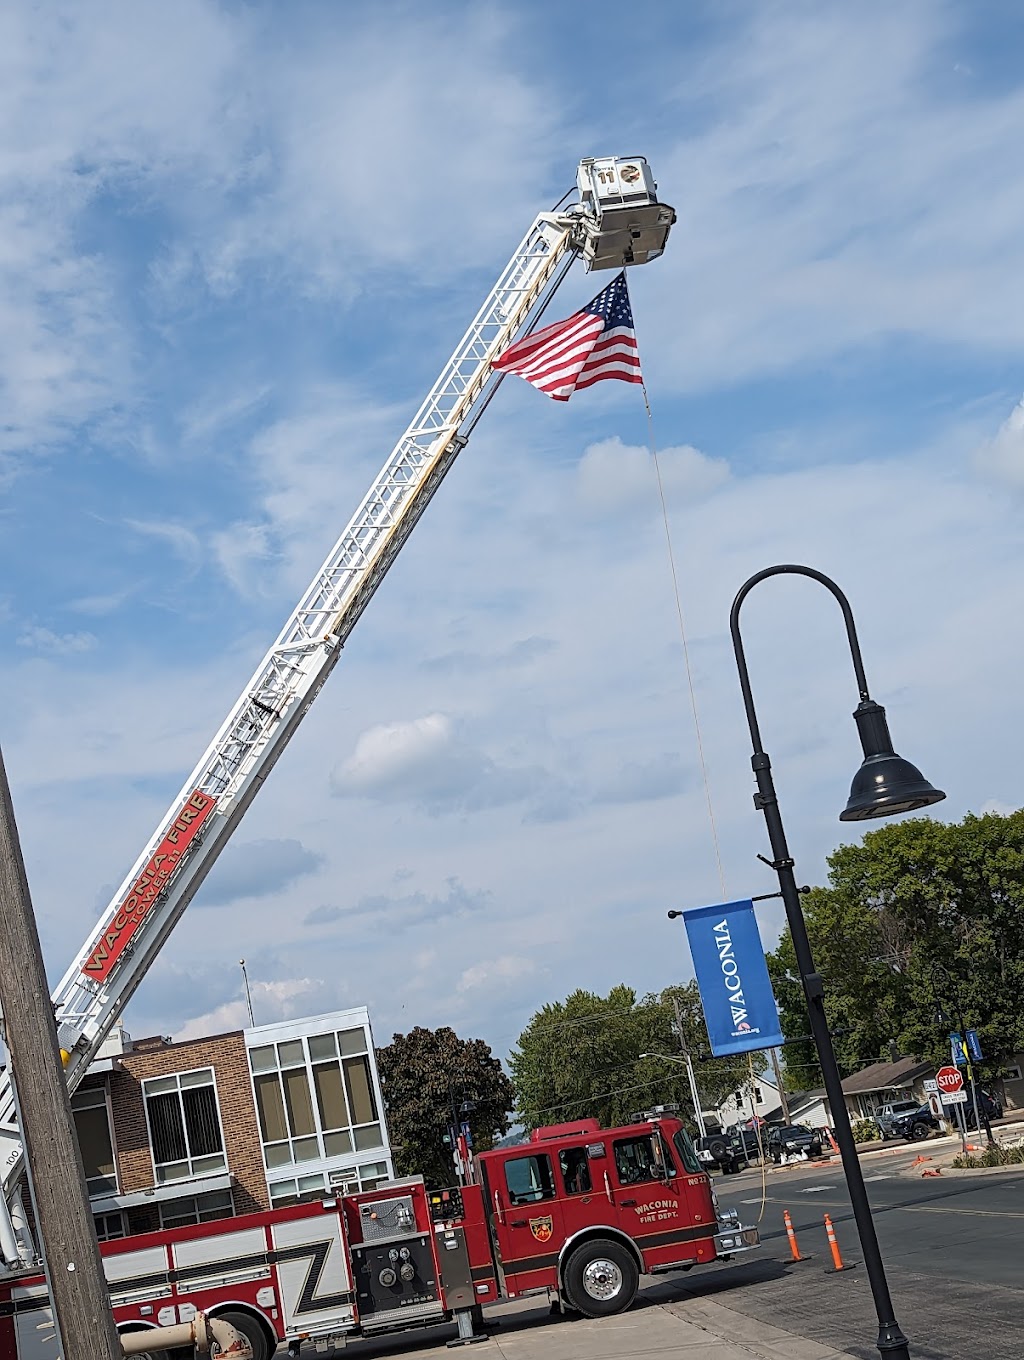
[[490, 1149, 565, 1294], [271, 1213, 356, 1334], [609, 1130, 714, 1267]]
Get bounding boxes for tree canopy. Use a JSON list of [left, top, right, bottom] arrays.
[[510, 982, 754, 1133], [766, 810, 1024, 1087], [376, 1026, 514, 1186]]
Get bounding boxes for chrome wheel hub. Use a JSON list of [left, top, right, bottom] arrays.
[[581, 1258, 623, 1301]]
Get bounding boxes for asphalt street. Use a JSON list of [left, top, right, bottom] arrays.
[[669, 1146, 1024, 1359]]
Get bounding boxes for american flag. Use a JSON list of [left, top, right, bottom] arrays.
[[491, 271, 642, 401]]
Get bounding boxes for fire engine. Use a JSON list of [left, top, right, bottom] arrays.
[[0, 1111, 758, 1358], [0, 154, 758, 1354]]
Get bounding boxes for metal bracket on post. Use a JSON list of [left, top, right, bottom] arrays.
[[804, 973, 826, 1001]]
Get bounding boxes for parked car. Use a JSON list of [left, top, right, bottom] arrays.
[[873, 1100, 921, 1138], [766, 1124, 823, 1163], [890, 1103, 939, 1142], [694, 1130, 745, 1175]]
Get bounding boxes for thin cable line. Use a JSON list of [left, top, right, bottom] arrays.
[[639, 374, 727, 901]]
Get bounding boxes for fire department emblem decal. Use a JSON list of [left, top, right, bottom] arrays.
[[529, 1216, 553, 1243]]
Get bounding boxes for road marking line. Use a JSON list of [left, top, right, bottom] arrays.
[[757, 1195, 1024, 1219], [864, 1174, 892, 1181], [896, 1205, 1024, 1219], [797, 1186, 831, 1192]]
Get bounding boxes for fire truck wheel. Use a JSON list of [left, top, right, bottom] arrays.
[[563, 1238, 639, 1318], [218, 1310, 271, 1360]]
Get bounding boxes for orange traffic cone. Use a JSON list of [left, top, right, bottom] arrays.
[[783, 1209, 812, 1262], [823, 1213, 855, 1273]]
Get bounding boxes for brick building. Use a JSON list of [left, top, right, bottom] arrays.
[[72, 1006, 393, 1243]]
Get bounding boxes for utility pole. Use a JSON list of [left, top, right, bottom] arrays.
[[769, 1047, 791, 1122], [671, 996, 707, 1138], [0, 744, 122, 1360]]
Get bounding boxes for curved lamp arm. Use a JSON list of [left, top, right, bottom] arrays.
[[729, 564, 943, 822], [730, 564, 870, 758]]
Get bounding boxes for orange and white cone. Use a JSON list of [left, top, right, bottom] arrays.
[[824, 1213, 855, 1272]]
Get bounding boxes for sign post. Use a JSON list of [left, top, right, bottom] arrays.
[[936, 1067, 968, 1152]]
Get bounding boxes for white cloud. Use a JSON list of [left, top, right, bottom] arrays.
[[174, 976, 338, 1043], [973, 398, 1024, 489], [458, 955, 536, 994], [979, 799, 1016, 817], [125, 519, 203, 571], [577, 437, 729, 516], [16, 626, 97, 655]]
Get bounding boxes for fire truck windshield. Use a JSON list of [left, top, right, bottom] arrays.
[[673, 1127, 702, 1174]]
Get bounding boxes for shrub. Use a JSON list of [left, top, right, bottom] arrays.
[[952, 1143, 1024, 1169], [851, 1118, 878, 1144]]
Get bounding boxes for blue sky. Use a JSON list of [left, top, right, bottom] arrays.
[[3, 1, 1024, 1066]]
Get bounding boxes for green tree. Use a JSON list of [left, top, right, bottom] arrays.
[[766, 810, 1024, 1086], [377, 1027, 514, 1187], [510, 982, 752, 1133]]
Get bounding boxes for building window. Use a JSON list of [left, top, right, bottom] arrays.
[[248, 1027, 383, 1172], [94, 1211, 125, 1242], [158, 1189, 234, 1230], [72, 1087, 117, 1195], [269, 1157, 389, 1208], [142, 1068, 226, 1184]]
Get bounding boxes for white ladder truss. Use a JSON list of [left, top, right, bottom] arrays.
[[0, 206, 578, 1207]]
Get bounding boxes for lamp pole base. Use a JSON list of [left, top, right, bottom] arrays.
[[877, 1323, 911, 1359]]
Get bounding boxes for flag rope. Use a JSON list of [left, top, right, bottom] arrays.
[[639, 371, 728, 901]]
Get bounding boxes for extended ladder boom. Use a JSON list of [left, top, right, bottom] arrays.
[[0, 157, 674, 1237]]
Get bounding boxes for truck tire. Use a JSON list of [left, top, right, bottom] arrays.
[[705, 1134, 729, 1164], [909, 1122, 930, 1141], [218, 1311, 271, 1360], [563, 1238, 639, 1318]]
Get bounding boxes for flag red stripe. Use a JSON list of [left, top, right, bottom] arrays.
[[494, 319, 603, 382], [492, 313, 595, 370]]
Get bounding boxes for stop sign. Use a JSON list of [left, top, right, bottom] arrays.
[[936, 1065, 964, 1094]]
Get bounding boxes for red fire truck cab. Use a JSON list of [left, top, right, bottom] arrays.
[[472, 1109, 758, 1318], [0, 1110, 757, 1358]]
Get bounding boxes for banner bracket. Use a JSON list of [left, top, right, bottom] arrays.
[[757, 852, 794, 871]]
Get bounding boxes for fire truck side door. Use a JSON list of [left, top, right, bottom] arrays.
[[490, 1150, 564, 1294], [609, 1131, 710, 1265], [555, 1140, 618, 1238]]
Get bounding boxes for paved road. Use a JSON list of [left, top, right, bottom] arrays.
[[669, 1147, 1024, 1359]]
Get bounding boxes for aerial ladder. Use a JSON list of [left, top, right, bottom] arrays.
[[0, 156, 675, 1270]]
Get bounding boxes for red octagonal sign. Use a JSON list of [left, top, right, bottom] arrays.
[[936, 1065, 964, 1094]]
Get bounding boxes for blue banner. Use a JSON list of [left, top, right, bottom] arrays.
[[683, 899, 784, 1056]]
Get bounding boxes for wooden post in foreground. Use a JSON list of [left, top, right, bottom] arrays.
[[0, 743, 122, 1359]]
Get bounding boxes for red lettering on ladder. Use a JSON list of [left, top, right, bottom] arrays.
[[82, 792, 216, 981]]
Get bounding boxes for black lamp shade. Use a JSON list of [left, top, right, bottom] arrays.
[[840, 700, 946, 822]]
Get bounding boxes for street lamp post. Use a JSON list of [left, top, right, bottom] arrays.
[[731, 564, 945, 1360], [447, 1090, 477, 1187], [639, 1052, 707, 1137]]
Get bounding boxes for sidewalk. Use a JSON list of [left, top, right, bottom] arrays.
[[331, 1287, 858, 1360]]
